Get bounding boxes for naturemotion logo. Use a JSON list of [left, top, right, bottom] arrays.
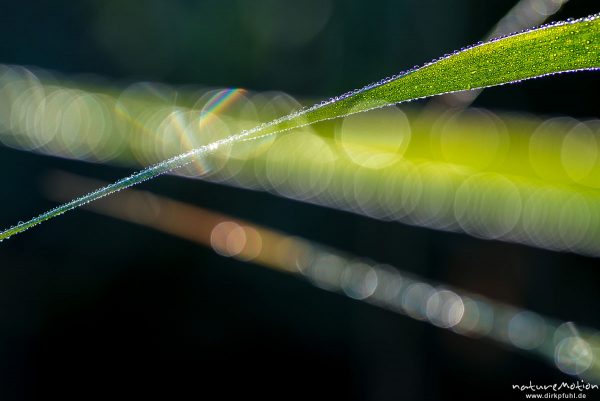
[[512, 380, 598, 399]]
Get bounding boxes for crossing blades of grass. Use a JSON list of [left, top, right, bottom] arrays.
[[1, 14, 598, 241]]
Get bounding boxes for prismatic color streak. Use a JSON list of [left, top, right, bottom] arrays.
[[199, 88, 248, 129], [113, 88, 248, 175], [173, 88, 248, 175]]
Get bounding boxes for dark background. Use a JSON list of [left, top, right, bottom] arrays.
[[0, 0, 599, 400]]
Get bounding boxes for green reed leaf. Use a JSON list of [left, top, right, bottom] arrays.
[[1, 14, 599, 241]]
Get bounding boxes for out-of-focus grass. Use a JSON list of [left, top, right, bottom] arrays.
[[1, 64, 599, 255], [41, 170, 600, 382]]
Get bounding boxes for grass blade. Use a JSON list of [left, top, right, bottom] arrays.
[[1, 14, 599, 241]]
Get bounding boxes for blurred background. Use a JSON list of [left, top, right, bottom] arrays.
[[0, 0, 599, 400]]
